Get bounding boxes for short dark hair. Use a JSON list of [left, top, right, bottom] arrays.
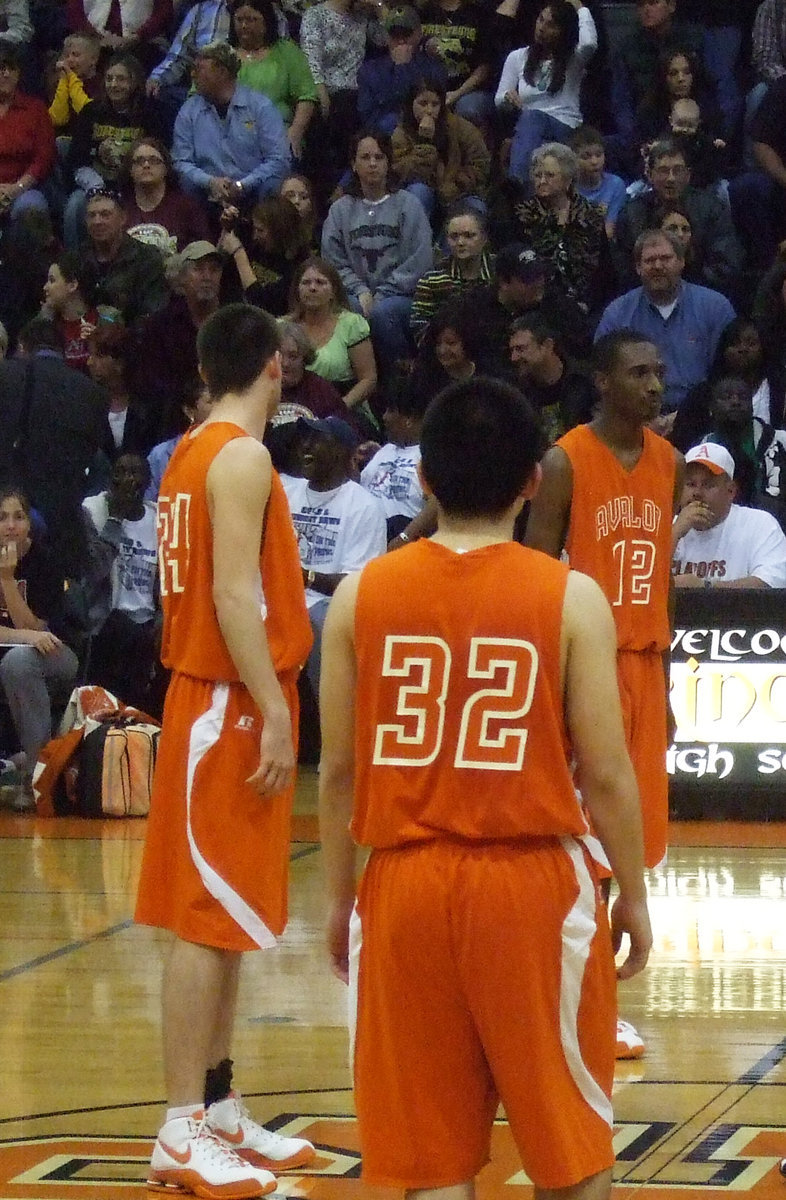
[[510, 313, 559, 346], [197, 303, 280, 396], [0, 41, 23, 72], [420, 377, 545, 518], [568, 123, 604, 152], [592, 329, 655, 374], [18, 316, 64, 354]]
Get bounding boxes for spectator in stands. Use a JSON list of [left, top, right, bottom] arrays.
[[678, 0, 753, 139], [0, 486, 78, 812], [672, 317, 786, 450], [65, 0, 172, 71], [145, 381, 214, 499], [321, 130, 433, 369], [634, 47, 723, 146], [121, 136, 211, 255], [360, 387, 427, 539], [87, 322, 153, 458], [81, 453, 160, 710], [218, 194, 310, 315], [279, 172, 320, 246], [409, 205, 493, 343], [615, 140, 742, 298], [231, 0, 318, 159], [0, 0, 32, 44], [81, 186, 168, 322], [698, 374, 786, 519], [357, 6, 445, 135], [0, 317, 109, 577], [281, 414, 386, 698], [496, 0, 596, 187], [145, 0, 230, 125], [418, 0, 494, 128], [64, 52, 165, 247], [493, 241, 593, 359], [751, 0, 786, 86], [41, 250, 105, 374], [667, 98, 727, 192], [753, 255, 786, 386], [48, 33, 101, 134], [0, 42, 55, 232], [130, 239, 222, 440], [609, 0, 703, 171], [299, 0, 386, 190], [409, 298, 508, 403], [172, 40, 291, 212], [0, 321, 8, 359], [276, 318, 347, 421], [508, 313, 596, 441], [513, 141, 612, 312], [595, 229, 736, 412], [730, 76, 786, 269], [672, 441, 786, 586], [390, 77, 490, 221], [285, 256, 378, 426], [569, 124, 627, 239]]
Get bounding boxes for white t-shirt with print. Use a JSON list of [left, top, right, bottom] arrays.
[[360, 442, 424, 519], [82, 492, 158, 622], [281, 475, 387, 608], [672, 503, 786, 587]]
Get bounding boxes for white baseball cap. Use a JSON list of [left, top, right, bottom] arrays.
[[684, 442, 735, 477]]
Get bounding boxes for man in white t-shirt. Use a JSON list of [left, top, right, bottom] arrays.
[[672, 442, 786, 588], [282, 417, 387, 696], [82, 454, 161, 707]]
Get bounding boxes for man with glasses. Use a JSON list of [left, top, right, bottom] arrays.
[[615, 139, 742, 299]]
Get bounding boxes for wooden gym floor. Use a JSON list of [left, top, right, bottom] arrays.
[[1, 769, 785, 1200]]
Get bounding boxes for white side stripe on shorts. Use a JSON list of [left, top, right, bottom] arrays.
[[559, 836, 614, 1128], [185, 683, 277, 949], [347, 903, 362, 1070]]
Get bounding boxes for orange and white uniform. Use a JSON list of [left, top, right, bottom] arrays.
[[134, 422, 312, 951], [349, 539, 617, 1191], [558, 424, 675, 866]]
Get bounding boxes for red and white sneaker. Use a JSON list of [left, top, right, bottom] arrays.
[[148, 1111, 277, 1198], [206, 1094, 316, 1171], [616, 1018, 645, 1060]]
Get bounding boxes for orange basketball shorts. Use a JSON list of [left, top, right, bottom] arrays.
[[617, 649, 668, 868], [134, 670, 299, 951], [352, 836, 617, 1191]]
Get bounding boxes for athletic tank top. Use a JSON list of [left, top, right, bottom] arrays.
[[157, 421, 312, 680], [351, 539, 588, 849], [558, 424, 674, 653]]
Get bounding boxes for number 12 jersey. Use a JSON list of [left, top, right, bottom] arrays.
[[558, 424, 675, 653]]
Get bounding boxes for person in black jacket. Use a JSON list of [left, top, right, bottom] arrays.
[[0, 318, 110, 578]]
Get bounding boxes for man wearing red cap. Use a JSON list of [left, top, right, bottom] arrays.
[[673, 442, 786, 587]]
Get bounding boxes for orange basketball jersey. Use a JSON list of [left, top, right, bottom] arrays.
[[351, 539, 588, 849], [156, 421, 312, 680], [558, 425, 675, 652]]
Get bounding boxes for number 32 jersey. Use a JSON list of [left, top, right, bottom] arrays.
[[559, 425, 675, 654], [351, 540, 588, 849]]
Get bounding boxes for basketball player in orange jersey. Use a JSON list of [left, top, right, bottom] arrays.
[[135, 304, 316, 1200], [525, 328, 684, 1060], [319, 377, 652, 1200]]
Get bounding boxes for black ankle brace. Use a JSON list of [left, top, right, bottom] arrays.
[[204, 1057, 234, 1108]]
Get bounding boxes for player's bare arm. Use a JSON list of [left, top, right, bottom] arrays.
[[522, 445, 573, 556], [562, 570, 652, 980], [318, 573, 362, 984], [208, 436, 294, 797]]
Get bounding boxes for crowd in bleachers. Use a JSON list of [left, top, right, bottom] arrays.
[[2, 0, 786, 798]]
